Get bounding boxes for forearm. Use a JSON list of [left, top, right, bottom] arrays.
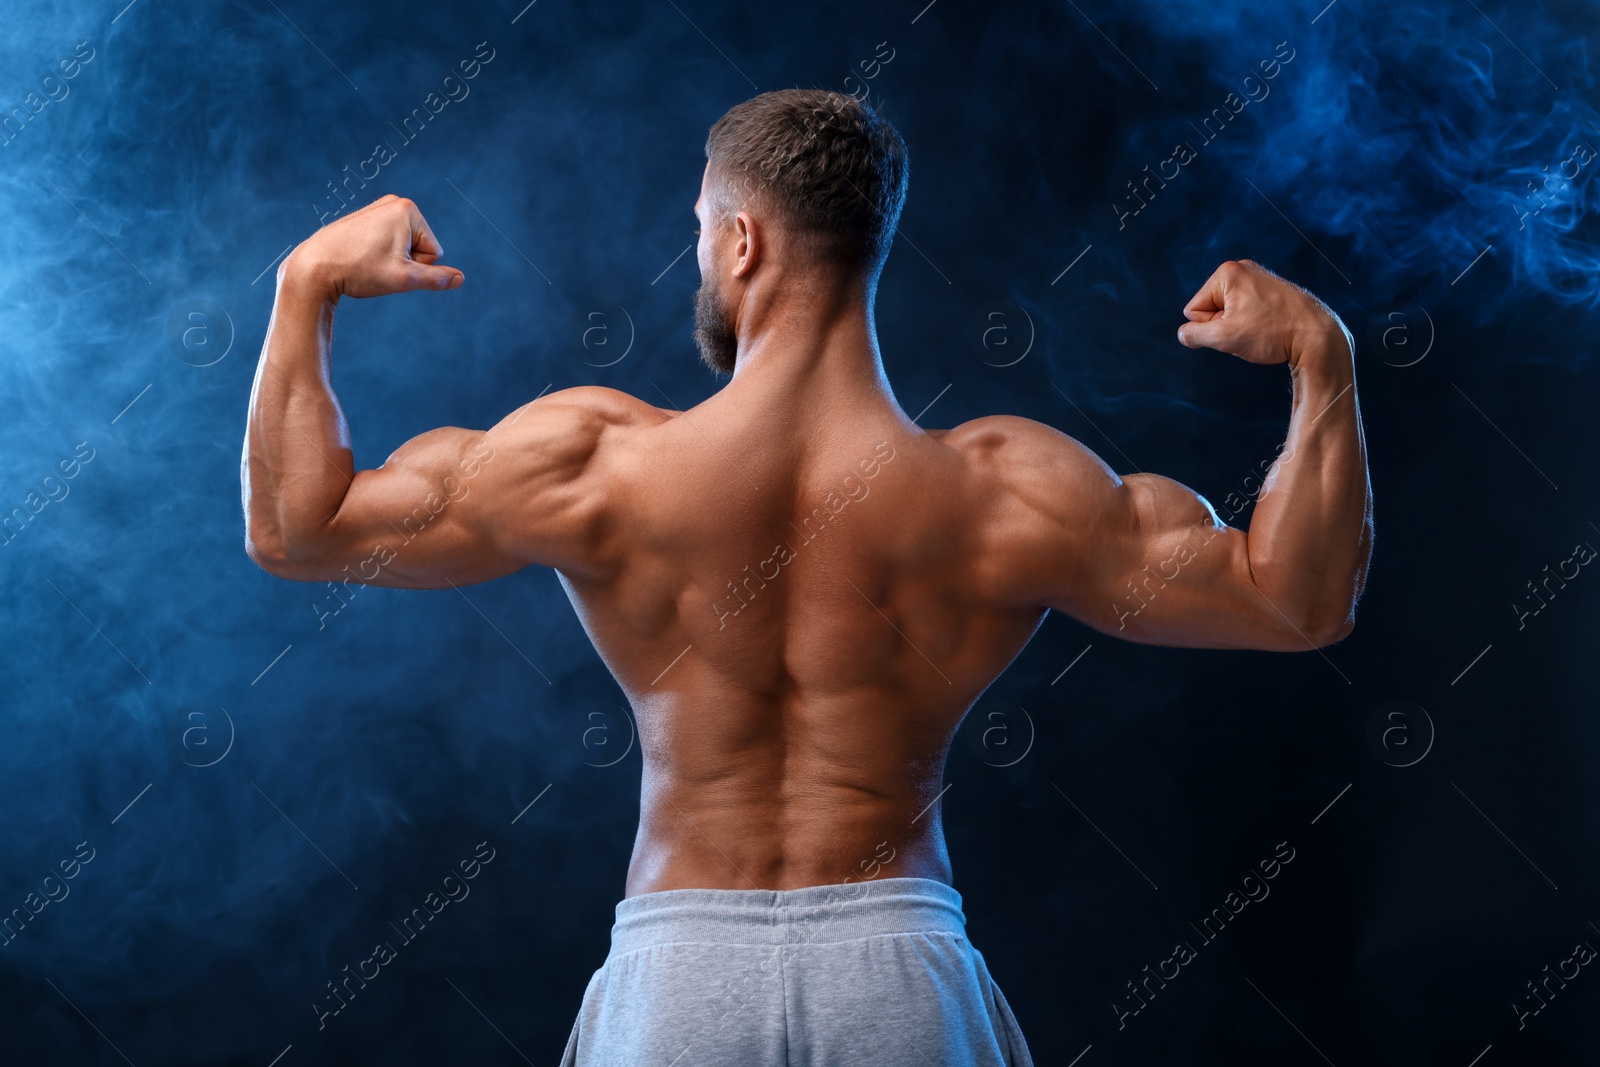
[[242, 259, 353, 563], [1246, 324, 1373, 635]]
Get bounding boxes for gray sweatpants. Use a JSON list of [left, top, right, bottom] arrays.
[[559, 876, 1034, 1066]]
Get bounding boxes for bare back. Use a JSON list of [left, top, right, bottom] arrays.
[[555, 393, 1050, 896], [244, 201, 1370, 901]]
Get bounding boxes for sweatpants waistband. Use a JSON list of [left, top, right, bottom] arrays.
[[607, 876, 968, 955]]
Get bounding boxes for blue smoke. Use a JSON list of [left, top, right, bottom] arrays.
[[1, 0, 1596, 1062]]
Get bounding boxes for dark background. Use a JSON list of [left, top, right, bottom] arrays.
[[2, 0, 1597, 1063]]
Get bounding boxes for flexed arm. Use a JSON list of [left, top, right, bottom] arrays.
[[1166, 258, 1373, 644], [242, 194, 615, 588], [991, 259, 1372, 650]]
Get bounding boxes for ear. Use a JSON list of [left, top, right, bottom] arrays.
[[731, 211, 760, 278]]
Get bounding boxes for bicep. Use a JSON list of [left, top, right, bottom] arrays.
[[268, 426, 526, 589], [262, 389, 619, 588], [995, 425, 1309, 650], [1053, 472, 1308, 649]]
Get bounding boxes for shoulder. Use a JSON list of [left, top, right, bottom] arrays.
[[931, 414, 1124, 501], [927, 416, 1132, 606], [501, 385, 670, 433], [463, 387, 667, 575], [482, 386, 668, 464]]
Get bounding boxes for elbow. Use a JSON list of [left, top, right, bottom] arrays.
[[245, 527, 293, 577], [242, 481, 291, 575], [1306, 617, 1354, 648], [245, 521, 324, 580], [1298, 608, 1355, 648], [242, 489, 338, 579], [1251, 560, 1363, 650]]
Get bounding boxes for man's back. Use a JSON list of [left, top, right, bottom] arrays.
[[244, 227, 1367, 897], [548, 384, 1055, 895], [242, 93, 1370, 1065]]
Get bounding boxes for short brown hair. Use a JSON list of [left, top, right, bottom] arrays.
[[704, 89, 909, 278]]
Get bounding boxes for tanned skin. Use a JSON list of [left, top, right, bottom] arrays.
[[242, 169, 1372, 897]]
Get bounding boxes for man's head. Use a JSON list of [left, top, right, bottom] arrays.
[[692, 89, 910, 375]]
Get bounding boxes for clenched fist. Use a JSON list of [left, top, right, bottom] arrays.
[[1176, 259, 1349, 368], [280, 194, 464, 299]]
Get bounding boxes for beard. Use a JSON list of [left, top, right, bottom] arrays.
[[692, 272, 738, 376]]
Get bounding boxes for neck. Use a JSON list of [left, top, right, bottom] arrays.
[[720, 269, 900, 412]]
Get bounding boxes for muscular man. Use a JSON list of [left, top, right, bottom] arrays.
[[243, 89, 1371, 1065]]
